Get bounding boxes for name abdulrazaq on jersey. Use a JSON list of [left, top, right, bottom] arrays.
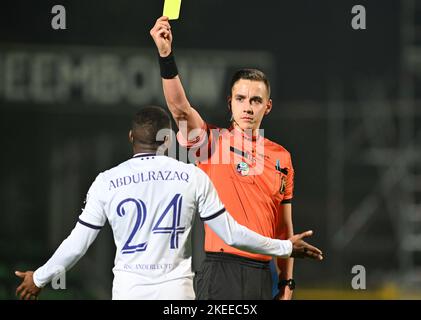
[[108, 170, 190, 190]]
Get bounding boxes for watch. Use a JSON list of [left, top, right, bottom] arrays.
[[278, 279, 295, 290]]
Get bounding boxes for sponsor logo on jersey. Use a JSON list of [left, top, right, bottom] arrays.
[[236, 162, 249, 176]]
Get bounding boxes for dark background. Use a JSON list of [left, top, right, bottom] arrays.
[[1, 0, 420, 299]]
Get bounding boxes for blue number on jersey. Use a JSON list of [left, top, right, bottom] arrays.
[[152, 194, 186, 249], [117, 198, 148, 254], [117, 194, 185, 254]]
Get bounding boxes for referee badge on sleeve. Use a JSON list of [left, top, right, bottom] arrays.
[[275, 160, 288, 194], [280, 176, 286, 194]]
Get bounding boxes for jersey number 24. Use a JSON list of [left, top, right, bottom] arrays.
[[116, 194, 186, 254]]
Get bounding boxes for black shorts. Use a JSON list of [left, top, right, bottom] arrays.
[[194, 252, 273, 300]]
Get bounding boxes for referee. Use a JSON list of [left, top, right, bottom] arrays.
[[150, 16, 322, 300]]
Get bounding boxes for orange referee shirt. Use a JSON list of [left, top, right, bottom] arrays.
[[178, 123, 294, 261]]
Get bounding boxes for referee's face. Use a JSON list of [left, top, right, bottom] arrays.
[[230, 79, 272, 132]]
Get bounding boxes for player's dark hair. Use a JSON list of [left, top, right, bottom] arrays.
[[131, 106, 172, 147], [229, 69, 271, 98]]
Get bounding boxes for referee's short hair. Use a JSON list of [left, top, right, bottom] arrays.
[[229, 69, 271, 98], [131, 106, 171, 147]]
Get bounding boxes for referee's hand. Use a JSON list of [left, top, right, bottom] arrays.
[[289, 230, 323, 260], [150, 16, 173, 58]]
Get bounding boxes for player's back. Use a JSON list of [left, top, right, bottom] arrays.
[[98, 154, 199, 285]]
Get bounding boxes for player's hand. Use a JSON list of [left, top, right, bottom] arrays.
[[150, 16, 173, 57], [15, 270, 41, 300], [289, 230, 323, 260]]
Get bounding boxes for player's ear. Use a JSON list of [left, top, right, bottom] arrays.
[[264, 99, 273, 115], [128, 130, 134, 144], [227, 96, 232, 111]]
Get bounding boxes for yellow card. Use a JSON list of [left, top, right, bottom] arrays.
[[163, 0, 182, 20]]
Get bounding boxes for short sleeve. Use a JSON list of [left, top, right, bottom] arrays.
[[78, 174, 107, 229], [194, 168, 226, 221]]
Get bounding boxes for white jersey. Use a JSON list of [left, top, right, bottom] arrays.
[[33, 153, 292, 300], [80, 153, 224, 290]]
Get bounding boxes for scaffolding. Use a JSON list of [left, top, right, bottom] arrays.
[[399, 0, 421, 285], [327, 0, 421, 288]]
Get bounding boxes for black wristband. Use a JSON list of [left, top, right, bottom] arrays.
[[159, 52, 179, 79], [278, 279, 295, 290]]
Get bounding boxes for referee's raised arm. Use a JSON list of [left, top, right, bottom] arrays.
[[150, 16, 204, 139]]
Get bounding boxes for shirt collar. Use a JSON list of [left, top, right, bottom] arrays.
[[132, 153, 156, 158], [230, 125, 263, 142]]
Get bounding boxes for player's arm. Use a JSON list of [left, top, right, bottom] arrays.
[[15, 223, 101, 300], [150, 16, 204, 139], [15, 174, 106, 300], [204, 208, 321, 258], [196, 168, 323, 259], [275, 203, 295, 300]]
